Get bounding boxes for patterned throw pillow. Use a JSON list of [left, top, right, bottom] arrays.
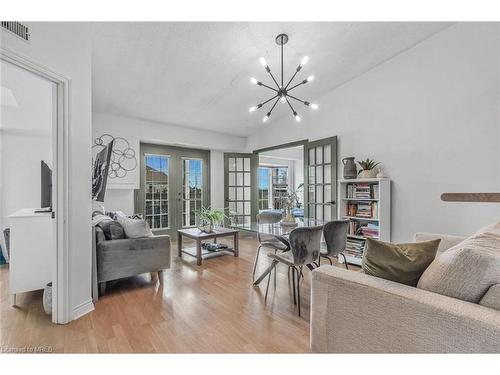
[[114, 211, 153, 239]]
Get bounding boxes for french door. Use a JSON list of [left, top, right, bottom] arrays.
[[137, 144, 210, 237], [224, 153, 258, 227], [305, 137, 337, 221]]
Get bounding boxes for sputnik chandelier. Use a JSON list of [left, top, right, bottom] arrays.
[[249, 33, 318, 123]]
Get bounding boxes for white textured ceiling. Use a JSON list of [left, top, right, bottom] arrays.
[[91, 22, 451, 136]]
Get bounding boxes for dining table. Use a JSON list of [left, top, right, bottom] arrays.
[[230, 217, 324, 285]]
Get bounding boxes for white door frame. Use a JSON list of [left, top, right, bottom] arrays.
[[1, 47, 70, 324]]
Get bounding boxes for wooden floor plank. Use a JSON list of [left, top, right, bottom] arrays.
[[0, 233, 356, 353]]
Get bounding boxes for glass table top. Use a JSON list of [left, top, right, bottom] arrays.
[[230, 217, 324, 237]]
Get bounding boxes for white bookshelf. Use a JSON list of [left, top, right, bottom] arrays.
[[338, 178, 391, 266]]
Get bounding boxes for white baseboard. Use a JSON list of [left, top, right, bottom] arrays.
[[72, 299, 94, 320]]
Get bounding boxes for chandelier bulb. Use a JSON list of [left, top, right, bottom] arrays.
[[307, 75, 315, 82], [263, 114, 269, 123], [259, 57, 267, 68], [300, 56, 309, 66], [250, 77, 258, 85], [310, 103, 319, 110], [295, 114, 301, 122], [280, 95, 286, 104], [249, 106, 257, 113]]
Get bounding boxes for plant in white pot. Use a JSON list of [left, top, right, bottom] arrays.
[[357, 158, 380, 178], [196, 207, 226, 233]]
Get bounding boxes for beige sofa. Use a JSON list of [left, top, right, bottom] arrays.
[[310, 233, 500, 353]]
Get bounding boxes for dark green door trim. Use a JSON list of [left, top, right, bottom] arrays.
[[252, 139, 309, 154], [305, 136, 338, 220]]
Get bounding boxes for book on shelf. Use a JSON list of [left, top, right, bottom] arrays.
[[345, 237, 366, 258], [346, 183, 379, 199], [347, 221, 379, 239], [345, 201, 378, 219], [360, 223, 379, 238]]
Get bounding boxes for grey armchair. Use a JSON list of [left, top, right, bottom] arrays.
[[321, 220, 349, 269], [265, 225, 323, 316], [253, 211, 288, 282], [94, 226, 171, 295]]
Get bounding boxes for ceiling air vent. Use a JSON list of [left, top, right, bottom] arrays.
[[1, 21, 30, 42]]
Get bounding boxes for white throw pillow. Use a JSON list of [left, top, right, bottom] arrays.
[[114, 211, 153, 239]]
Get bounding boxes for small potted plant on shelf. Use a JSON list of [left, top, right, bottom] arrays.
[[357, 158, 380, 178], [196, 207, 227, 233]]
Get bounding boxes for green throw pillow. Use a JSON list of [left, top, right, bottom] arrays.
[[362, 238, 441, 286]]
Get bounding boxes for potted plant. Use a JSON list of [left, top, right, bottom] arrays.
[[196, 207, 227, 233], [357, 158, 380, 178], [281, 189, 300, 226]]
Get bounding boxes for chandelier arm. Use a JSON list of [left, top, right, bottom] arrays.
[[284, 70, 300, 90], [265, 68, 281, 89], [287, 80, 306, 92], [287, 94, 308, 105], [285, 97, 297, 115], [268, 97, 281, 117], [259, 94, 279, 107], [259, 82, 278, 92]]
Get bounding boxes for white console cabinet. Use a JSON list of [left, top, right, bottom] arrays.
[[8, 209, 54, 305]]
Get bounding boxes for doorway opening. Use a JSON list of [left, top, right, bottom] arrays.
[[258, 145, 305, 217], [1, 50, 69, 324]]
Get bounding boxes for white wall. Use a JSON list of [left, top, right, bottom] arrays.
[[247, 23, 500, 241], [92, 112, 246, 213], [0, 60, 54, 233], [1, 23, 93, 320]]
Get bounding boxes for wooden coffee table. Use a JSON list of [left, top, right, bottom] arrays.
[[177, 227, 239, 266]]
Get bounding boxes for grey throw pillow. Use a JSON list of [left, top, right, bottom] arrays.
[[417, 222, 500, 303], [98, 220, 126, 240]]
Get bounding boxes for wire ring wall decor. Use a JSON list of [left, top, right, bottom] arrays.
[[92, 134, 137, 179]]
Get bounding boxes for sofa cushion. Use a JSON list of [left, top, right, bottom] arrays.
[[417, 222, 500, 304], [479, 284, 500, 311], [361, 238, 440, 286]]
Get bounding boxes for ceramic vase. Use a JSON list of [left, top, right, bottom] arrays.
[[342, 157, 357, 179], [43, 282, 52, 315]]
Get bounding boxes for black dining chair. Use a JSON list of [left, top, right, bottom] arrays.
[[264, 225, 323, 316], [252, 211, 288, 283], [321, 220, 350, 269]]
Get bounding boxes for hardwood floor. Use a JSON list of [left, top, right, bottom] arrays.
[[0, 233, 353, 353]]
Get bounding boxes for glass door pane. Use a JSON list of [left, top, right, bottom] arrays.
[[144, 154, 170, 230], [182, 158, 203, 227], [225, 153, 256, 227]]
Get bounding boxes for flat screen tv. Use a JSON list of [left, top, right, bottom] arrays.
[[40, 160, 52, 210], [92, 139, 114, 202]]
